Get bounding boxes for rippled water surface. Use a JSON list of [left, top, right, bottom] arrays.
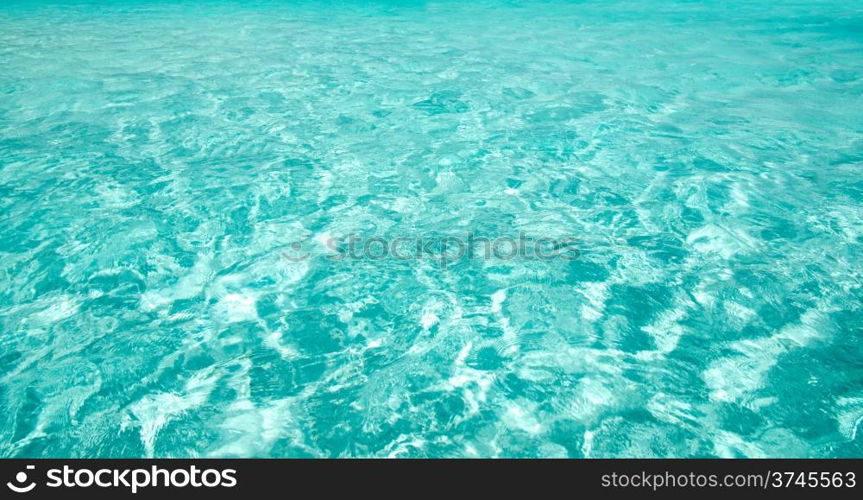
[[1, 0, 862, 457]]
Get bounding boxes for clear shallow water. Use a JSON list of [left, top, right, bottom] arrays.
[[1, 0, 862, 458]]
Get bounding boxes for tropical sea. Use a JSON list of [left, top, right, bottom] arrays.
[[0, 0, 862, 457]]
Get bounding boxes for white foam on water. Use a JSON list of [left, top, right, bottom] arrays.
[[703, 309, 828, 403], [724, 301, 757, 323], [263, 329, 299, 360], [434, 170, 457, 190], [440, 341, 495, 418], [420, 311, 439, 331], [729, 180, 751, 210], [568, 376, 616, 422], [141, 254, 213, 311], [213, 293, 258, 323], [330, 296, 377, 324], [712, 430, 766, 458], [384, 435, 427, 458], [579, 281, 608, 321], [692, 283, 714, 307], [835, 397, 863, 441], [207, 397, 307, 457], [94, 183, 139, 209], [501, 401, 543, 435], [646, 392, 696, 426], [419, 296, 447, 332], [313, 231, 337, 255], [130, 368, 220, 457], [687, 224, 758, 259], [316, 170, 334, 203], [641, 292, 692, 354], [252, 220, 307, 249], [490, 289, 518, 354], [29, 296, 80, 325], [582, 430, 595, 457], [490, 289, 506, 313]]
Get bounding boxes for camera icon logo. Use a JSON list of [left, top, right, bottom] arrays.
[[6, 465, 36, 493]]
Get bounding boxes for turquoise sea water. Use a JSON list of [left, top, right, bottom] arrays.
[[1, 0, 862, 458]]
